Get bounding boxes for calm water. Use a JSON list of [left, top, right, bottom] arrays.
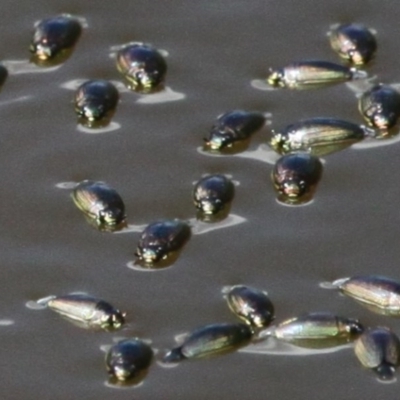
[[2, 1, 400, 399]]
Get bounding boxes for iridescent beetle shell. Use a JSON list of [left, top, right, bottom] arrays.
[[106, 338, 153, 382], [265, 312, 364, 349], [269, 117, 371, 157], [135, 219, 191, 266], [46, 294, 126, 330], [354, 327, 400, 382], [30, 15, 82, 64], [193, 174, 235, 218], [163, 322, 253, 363], [272, 153, 323, 205], [329, 23, 377, 65], [71, 180, 126, 230], [224, 285, 275, 329], [204, 110, 266, 152], [358, 84, 400, 132], [327, 275, 400, 317], [116, 43, 167, 93], [75, 80, 119, 127], [267, 60, 365, 89]]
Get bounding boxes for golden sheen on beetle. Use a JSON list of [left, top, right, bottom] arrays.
[[203, 110, 266, 152], [193, 174, 235, 219], [329, 23, 377, 65], [106, 338, 153, 383], [354, 327, 400, 382], [358, 84, 400, 132], [116, 42, 167, 93], [135, 219, 191, 267], [30, 14, 82, 65], [272, 153, 323, 205], [323, 275, 400, 316], [45, 294, 126, 330], [74, 80, 119, 127], [269, 117, 372, 157], [266, 60, 366, 90], [260, 312, 364, 349], [71, 180, 126, 231], [224, 285, 275, 329], [162, 322, 253, 363]]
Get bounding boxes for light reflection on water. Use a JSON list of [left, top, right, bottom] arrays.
[[240, 336, 352, 356], [250, 79, 276, 91], [117, 214, 247, 236], [3, 59, 62, 74], [0, 319, 15, 326], [55, 181, 78, 189], [197, 144, 280, 165], [103, 380, 144, 390], [0, 96, 31, 107], [135, 87, 185, 104], [76, 122, 121, 134]]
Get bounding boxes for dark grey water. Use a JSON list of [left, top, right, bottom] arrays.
[[2, 0, 400, 399]]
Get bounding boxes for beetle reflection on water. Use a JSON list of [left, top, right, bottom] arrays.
[[272, 153, 323, 205], [30, 14, 82, 65], [203, 110, 266, 152], [74, 80, 119, 127], [135, 219, 191, 266], [354, 327, 400, 382], [269, 117, 372, 157], [45, 294, 126, 330], [266, 60, 366, 90], [116, 43, 167, 93], [106, 338, 153, 383], [163, 322, 253, 363], [71, 180, 126, 231], [329, 23, 377, 66], [224, 285, 275, 329]]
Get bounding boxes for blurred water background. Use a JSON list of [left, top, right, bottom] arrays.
[[2, 0, 400, 399]]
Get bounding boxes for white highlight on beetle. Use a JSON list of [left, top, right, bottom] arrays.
[[136, 87, 186, 104], [76, 122, 121, 134], [3, 60, 62, 74], [197, 144, 280, 165], [240, 336, 352, 356]]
